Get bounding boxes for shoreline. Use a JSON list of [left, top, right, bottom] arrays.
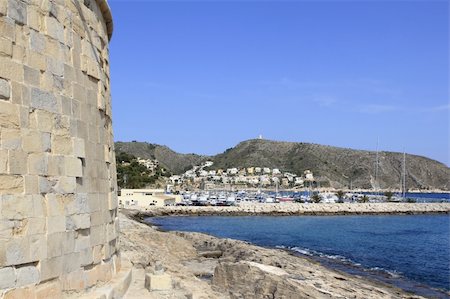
[[120, 208, 449, 298], [127, 202, 450, 218]]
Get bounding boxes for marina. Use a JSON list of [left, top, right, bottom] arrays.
[[176, 190, 450, 206]]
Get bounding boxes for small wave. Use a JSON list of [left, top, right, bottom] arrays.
[[369, 267, 402, 278], [286, 246, 403, 279]]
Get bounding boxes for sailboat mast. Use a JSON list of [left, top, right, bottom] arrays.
[[375, 137, 379, 195], [402, 150, 406, 198]]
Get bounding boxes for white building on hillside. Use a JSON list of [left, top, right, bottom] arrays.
[[119, 189, 182, 207]]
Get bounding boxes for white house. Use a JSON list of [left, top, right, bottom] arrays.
[[118, 189, 182, 207]]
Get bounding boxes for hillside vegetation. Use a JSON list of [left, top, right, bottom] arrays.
[[115, 139, 450, 190]]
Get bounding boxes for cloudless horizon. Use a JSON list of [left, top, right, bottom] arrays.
[[108, 0, 449, 165]]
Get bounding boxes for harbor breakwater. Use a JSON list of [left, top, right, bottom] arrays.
[[130, 202, 450, 218]]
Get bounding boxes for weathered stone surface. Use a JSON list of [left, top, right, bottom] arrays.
[[44, 16, 64, 43], [0, 266, 16, 289], [8, 150, 27, 174], [145, 273, 172, 291], [66, 214, 90, 230], [31, 88, 58, 113], [0, 150, 8, 174], [7, 0, 27, 25], [0, 175, 23, 194], [65, 157, 82, 177], [1, 128, 21, 149], [0, 0, 120, 296], [16, 265, 40, 287], [30, 30, 45, 54], [0, 101, 20, 128], [0, 77, 10, 99]]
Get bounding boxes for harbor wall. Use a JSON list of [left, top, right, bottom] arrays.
[[0, 0, 121, 297]]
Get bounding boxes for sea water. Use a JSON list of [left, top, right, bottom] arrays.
[[150, 215, 450, 296]]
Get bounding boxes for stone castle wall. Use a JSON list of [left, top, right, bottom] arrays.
[[0, 0, 119, 297]]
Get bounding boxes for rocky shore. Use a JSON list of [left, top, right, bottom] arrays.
[[119, 207, 448, 299], [130, 202, 450, 218]]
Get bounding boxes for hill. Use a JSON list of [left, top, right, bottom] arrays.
[[115, 139, 450, 190], [115, 141, 208, 174]]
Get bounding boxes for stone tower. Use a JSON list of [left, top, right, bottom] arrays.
[[0, 0, 128, 297]]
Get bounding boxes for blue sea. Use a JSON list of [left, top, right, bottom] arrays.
[[150, 215, 450, 297]]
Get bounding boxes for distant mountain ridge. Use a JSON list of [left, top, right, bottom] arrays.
[[114, 139, 450, 190]]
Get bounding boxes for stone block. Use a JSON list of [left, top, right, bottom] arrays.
[[0, 101, 20, 128], [75, 234, 90, 252], [38, 176, 51, 194], [0, 36, 13, 57], [27, 7, 40, 31], [51, 135, 72, 155], [30, 29, 45, 53], [145, 273, 172, 291], [46, 216, 66, 234], [11, 43, 24, 63], [40, 256, 63, 281], [0, 17, 15, 41], [52, 176, 76, 194], [3, 286, 35, 299], [92, 245, 103, 264], [62, 231, 76, 254], [0, 149, 8, 173], [35, 279, 62, 299], [27, 51, 46, 71], [27, 218, 46, 235], [45, 193, 64, 216], [73, 137, 85, 158], [47, 57, 64, 77], [79, 247, 93, 266], [28, 153, 48, 175], [62, 252, 80, 273], [0, 175, 24, 194], [61, 269, 85, 291], [16, 265, 40, 287], [31, 87, 58, 113], [32, 194, 46, 217], [4, 237, 31, 266], [29, 234, 47, 261], [24, 175, 38, 194], [7, 0, 27, 25], [90, 225, 105, 246], [47, 155, 65, 176], [65, 156, 82, 177], [1, 128, 21, 149], [47, 232, 64, 258], [8, 150, 27, 174], [0, 266, 16, 289], [0, 77, 11, 100], [24, 65, 40, 86], [0, 0, 6, 16], [65, 193, 89, 215], [66, 214, 90, 230], [33, 110, 53, 133], [1, 194, 33, 220], [44, 16, 64, 43], [0, 53, 24, 82]]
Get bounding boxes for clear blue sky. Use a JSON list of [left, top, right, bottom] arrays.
[[108, 0, 449, 165]]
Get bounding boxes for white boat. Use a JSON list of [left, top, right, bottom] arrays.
[[320, 193, 338, 203], [264, 197, 275, 203]]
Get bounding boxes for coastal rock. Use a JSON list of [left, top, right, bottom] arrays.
[[213, 261, 304, 299], [121, 209, 433, 299]]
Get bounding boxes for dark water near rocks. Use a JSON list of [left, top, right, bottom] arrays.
[[150, 215, 450, 297]]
